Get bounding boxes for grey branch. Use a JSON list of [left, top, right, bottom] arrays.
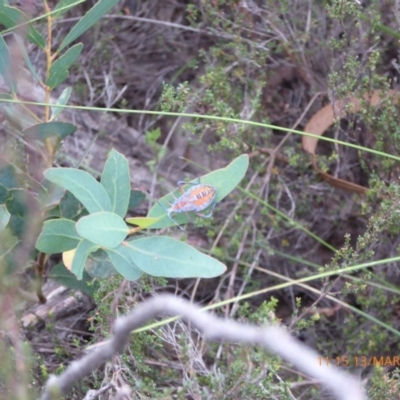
[[41, 294, 365, 400]]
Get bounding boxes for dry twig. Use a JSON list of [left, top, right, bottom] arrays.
[[41, 294, 365, 400]]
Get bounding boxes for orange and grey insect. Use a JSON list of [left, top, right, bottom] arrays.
[[159, 181, 217, 230]]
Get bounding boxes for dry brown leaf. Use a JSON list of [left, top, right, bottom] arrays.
[[310, 304, 342, 318], [302, 90, 400, 193]]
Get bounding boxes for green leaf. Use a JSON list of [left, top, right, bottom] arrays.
[[23, 121, 77, 141], [128, 189, 146, 210], [3, 104, 37, 130], [145, 127, 161, 146], [40, 183, 65, 210], [126, 236, 226, 278], [86, 249, 117, 278], [125, 216, 159, 229], [51, 86, 72, 120], [57, 0, 119, 52], [54, 0, 84, 17], [44, 168, 112, 213], [75, 211, 128, 248], [0, 183, 8, 203], [6, 189, 32, 237], [13, 34, 41, 82], [147, 154, 249, 229], [101, 149, 130, 217], [36, 218, 81, 253], [0, 163, 18, 189], [45, 205, 61, 219], [0, 35, 16, 92], [46, 43, 83, 89], [71, 239, 99, 280], [0, 5, 46, 48], [0, 163, 47, 204], [60, 190, 81, 219], [49, 262, 98, 297], [106, 244, 143, 281], [0, 204, 10, 231]]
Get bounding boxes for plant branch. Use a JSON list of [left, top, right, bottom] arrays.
[[41, 294, 365, 400]]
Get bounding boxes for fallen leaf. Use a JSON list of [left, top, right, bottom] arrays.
[[302, 90, 400, 193]]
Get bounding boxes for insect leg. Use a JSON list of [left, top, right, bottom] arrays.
[[152, 196, 186, 232], [194, 202, 217, 219], [166, 210, 187, 232], [177, 177, 201, 187]]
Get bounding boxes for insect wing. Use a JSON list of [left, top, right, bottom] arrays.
[[169, 184, 216, 214], [169, 194, 197, 213], [185, 184, 216, 212]]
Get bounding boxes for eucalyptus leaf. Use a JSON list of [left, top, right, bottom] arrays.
[[36, 218, 81, 253], [58, 0, 119, 52], [148, 154, 249, 229], [126, 236, 226, 278], [6, 189, 32, 237], [44, 168, 112, 213], [75, 211, 129, 248], [0, 35, 15, 92], [101, 149, 130, 217], [106, 244, 143, 281], [0, 163, 18, 189], [0, 5, 45, 48], [53, 0, 84, 17], [23, 121, 77, 141], [51, 87, 72, 120], [71, 239, 99, 280], [46, 43, 83, 89], [0, 183, 8, 203], [13, 34, 41, 82], [50, 262, 98, 297], [86, 249, 117, 278], [128, 189, 146, 210]]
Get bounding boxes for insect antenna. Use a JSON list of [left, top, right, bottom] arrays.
[[156, 199, 187, 233]]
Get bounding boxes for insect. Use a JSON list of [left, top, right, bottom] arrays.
[[158, 180, 217, 231]]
